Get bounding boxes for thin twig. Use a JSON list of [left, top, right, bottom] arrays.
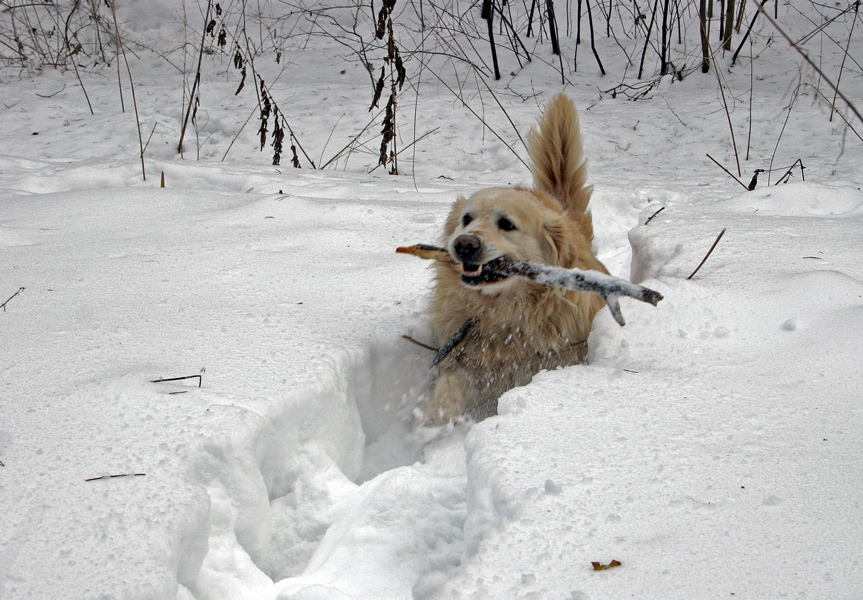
[[415, 53, 529, 170], [756, 1, 863, 126], [639, 0, 661, 78], [746, 33, 754, 160], [108, 0, 145, 180], [411, 26, 427, 191], [731, 0, 769, 66], [401, 334, 437, 352], [317, 113, 344, 167], [706, 44, 742, 176], [829, 1, 858, 122], [179, 0, 212, 155], [1, 287, 25, 312], [142, 122, 159, 153], [35, 84, 65, 98], [319, 110, 381, 169], [111, 2, 124, 112], [85, 473, 146, 482], [793, 0, 861, 46], [368, 128, 439, 173], [706, 154, 748, 189], [151, 374, 202, 387], [644, 206, 665, 224], [425, 1, 529, 154], [586, 0, 606, 75], [687, 228, 727, 280], [767, 85, 799, 185], [798, 83, 863, 144], [775, 158, 804, 184], [220, 58, 293, 163], [61, 1, 93, 114]]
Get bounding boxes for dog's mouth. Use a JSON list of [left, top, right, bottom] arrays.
[[459, 261, 510, 286]]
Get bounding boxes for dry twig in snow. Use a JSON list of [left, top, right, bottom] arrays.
[[687, 228, 727, 280], [1, 287, 25, 312]]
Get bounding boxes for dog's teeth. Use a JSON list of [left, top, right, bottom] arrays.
[[475, 264, 483, 274]]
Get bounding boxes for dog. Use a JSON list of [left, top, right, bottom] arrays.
[[424, 94, 608, 424]]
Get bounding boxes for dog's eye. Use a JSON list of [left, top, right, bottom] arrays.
[[462, 213, 473, 227], [497, 217, 517, 232]]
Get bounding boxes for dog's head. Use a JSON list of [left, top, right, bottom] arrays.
[[442, 187, 581, 294]]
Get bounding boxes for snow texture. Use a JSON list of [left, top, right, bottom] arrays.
[[1, 2, 862, 599]]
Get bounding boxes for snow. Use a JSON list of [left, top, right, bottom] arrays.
[[2, 1, 862, 599]]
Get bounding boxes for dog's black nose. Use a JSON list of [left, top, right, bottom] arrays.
[[453, 234, 482, 263]]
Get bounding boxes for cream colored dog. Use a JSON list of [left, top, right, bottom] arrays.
[[425, 94, 607, 424]]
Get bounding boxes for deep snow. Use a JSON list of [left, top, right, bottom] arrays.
[[1, 1, 862, 599]]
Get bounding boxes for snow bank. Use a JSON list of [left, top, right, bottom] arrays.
[[2, 6, 862, 598], [428, 184, 863, 599], [3, 171, 861, 600], [0, 180, 449, 599]]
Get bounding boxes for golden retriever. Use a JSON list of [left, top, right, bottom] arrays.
[[425, 93, 608, 424]]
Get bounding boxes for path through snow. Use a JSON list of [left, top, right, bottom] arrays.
[[177, 185, 651, 599]]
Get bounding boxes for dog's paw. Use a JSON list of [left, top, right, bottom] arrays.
[[424, 371, 473, 427]]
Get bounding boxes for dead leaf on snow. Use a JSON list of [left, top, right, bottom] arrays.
[[591, 560, 622, 571]]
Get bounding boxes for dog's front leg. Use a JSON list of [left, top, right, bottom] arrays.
[[425, 370, 477, 426]]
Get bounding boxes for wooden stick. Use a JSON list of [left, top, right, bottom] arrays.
[[397, 245, 663, 326], [433, 319, 477, 365], [687, 228, 727, 280]]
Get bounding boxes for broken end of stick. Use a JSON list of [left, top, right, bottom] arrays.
[[396, 244, 454, 263], [606, 296, 627, 327], [642, 288, 664, 306], [607, 284, 664, 325]]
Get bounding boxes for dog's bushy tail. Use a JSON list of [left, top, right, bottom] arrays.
[[528, 94, 594, 240]]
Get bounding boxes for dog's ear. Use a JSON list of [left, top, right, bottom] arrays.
[[542, 216, 608, 273], [540, 217, 577, 267], [444, 197, 467, 237]]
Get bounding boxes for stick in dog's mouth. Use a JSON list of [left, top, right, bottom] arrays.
[[396, 243, 664, 326], [392, 246, 509, 285], [462, 262, 482, 276], [460, 261, 512, 285]]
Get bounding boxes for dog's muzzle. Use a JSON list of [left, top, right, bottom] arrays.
[[453, 234, 482, 264], [452, 234, 509, 286]]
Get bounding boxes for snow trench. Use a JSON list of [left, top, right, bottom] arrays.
[[177, 191, 654, 599], [181, 336, 470, 600]]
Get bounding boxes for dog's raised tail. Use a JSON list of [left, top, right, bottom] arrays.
[[528, 94, 593, 235]]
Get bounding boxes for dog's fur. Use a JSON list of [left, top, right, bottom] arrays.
[[425, 94, 607, 424]]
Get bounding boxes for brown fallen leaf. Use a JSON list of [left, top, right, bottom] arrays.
[[591, 560, 622, 571]]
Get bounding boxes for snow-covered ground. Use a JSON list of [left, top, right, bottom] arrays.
[[1, 1, 862, 598]]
